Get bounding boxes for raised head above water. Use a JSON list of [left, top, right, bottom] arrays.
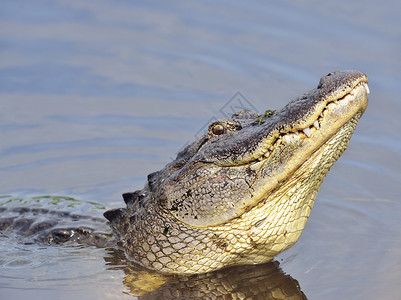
[[104, 70, 369, 274]]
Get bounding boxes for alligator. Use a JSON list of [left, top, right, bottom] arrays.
[[1, 71, 369, 280], [103, 70, 369, 274], [0, 204, 113, 247]]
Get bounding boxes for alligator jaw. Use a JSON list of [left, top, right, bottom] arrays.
[[246, 71, 369, 165], [162, 70, 369, 228], [258, 79, 369, 162]]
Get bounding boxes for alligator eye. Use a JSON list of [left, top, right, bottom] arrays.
[[212, 124, 226, 135]]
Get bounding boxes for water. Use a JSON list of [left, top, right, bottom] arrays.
[[1, 0, 401, 299]]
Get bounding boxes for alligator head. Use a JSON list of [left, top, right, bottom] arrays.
[[105, 70, 369, 274]]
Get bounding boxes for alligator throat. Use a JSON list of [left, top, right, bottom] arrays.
[[104, 70, 369, 274]]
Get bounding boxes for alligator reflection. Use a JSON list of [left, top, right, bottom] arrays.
[[104, 248, 307, 299]]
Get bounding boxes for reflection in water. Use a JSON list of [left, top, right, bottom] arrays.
[[105, 248, 307, 299]]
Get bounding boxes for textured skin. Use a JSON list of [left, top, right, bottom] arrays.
[[0, 206, 113, 247], [0, 206, 307, 298], [105, 70, 369, 274], [105, 248, 307, 299]]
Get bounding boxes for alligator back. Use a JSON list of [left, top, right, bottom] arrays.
[[0, 203, 113, 248]]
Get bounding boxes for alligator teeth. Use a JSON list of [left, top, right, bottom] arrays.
[[269, 146, 274, 151], [283, 134, 292, 143], [303, 127, 311, 138], [278, 81, 370, 145], [363, 82, 370, 94], [354, 82, 370, 95], [256, 151, 271, 162]]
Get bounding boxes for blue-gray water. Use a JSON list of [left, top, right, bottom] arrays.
[[1, 1, 400, 299]]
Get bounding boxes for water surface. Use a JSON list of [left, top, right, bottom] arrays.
[[1, 1, 400, 299]]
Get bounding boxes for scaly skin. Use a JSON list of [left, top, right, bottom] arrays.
[[104, 70, 369, 274], [0, 206, 113, 247]]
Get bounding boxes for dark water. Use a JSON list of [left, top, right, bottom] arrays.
[[1, 1, 400, 299]]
